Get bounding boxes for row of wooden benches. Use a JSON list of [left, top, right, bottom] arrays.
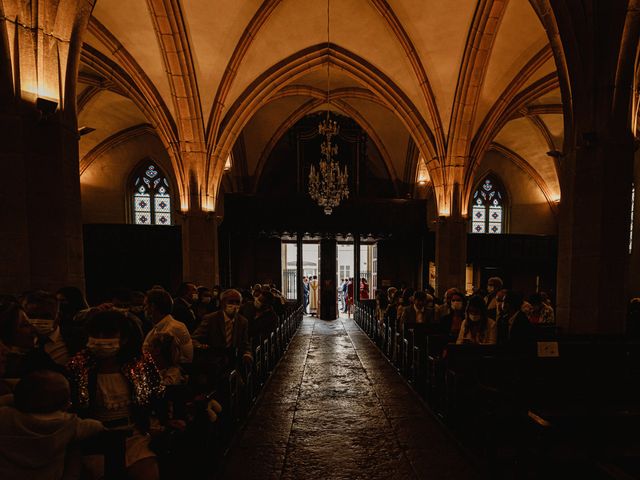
[[353, 301, 640, 478], [93, 303, 305, 479]]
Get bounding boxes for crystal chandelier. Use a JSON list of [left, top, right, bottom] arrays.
[[308, 0, 349, 215], [309, 113, 349, 215]]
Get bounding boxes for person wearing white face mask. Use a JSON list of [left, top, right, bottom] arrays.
[[192, 289, 253, 369], [456, 295, 497, 345], [171, 282, 198, 333], [67, 310, 164, 480], [23, 291, 69, 367], [439, 291, 466, 338], [484, 277, 503, 314]]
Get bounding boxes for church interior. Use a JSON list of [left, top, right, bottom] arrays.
[[1, 0, 640, 478]]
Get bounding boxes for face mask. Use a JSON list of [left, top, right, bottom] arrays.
[[29, 319, 55, 336], [202, 296, 211, 304], [191, 293, 199, 302], [487, 286, 495, 293], [225, 305, 239, 316], [451, 301, 463, 311], [254, 299, 262, 309], [87, 337, 120, 358], [468, 314, 482, 322]]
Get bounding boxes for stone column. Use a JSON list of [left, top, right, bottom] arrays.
[[296, 233, 304, 304], [547, 0, 639, 334], [181, 211, 218, 287], [319, 237, 337, 320], [0, 0, 93, 293], [556, 137, 634, 333], [0, 104, 85, 293], [434, 214, 467, 296], [354, 234, 361, 303]]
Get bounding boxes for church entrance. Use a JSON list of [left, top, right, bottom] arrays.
[[281, 239, 377, 319]]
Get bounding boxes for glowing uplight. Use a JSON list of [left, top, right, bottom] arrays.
[[550, 194, 561, 204], [201, 194, 215, 213], [224, 154, 232, 171], [416, 156, 431, 185]]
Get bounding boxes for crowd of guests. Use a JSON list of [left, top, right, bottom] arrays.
[[373, 276, 556, 348], [0, 281, 288, 480]]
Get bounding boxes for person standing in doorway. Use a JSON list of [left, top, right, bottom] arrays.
[[303, 277, 310, 314], [309, 276, 318, 315]]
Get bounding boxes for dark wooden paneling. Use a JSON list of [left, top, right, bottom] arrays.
[[83, 224, 182, 304]]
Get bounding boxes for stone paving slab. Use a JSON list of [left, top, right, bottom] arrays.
[[218, 316, 480, 480]]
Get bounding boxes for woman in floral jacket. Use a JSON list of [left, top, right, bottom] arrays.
[[67, 309, 165, 480]]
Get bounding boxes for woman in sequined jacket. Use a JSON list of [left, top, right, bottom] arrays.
[[67, 309, 164, 480]]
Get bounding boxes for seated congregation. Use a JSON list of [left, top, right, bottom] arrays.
[[354, 278, 640, 478], [0, 283, 302, 479]]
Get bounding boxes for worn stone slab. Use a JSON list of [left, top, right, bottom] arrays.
[[218, 316, 479, 480]]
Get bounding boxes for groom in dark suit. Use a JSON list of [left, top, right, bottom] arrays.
[[192, 289, 252, 367]]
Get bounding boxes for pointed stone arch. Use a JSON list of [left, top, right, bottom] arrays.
[[205, 43, 442, 212]]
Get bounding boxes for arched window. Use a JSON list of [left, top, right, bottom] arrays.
[[131, 163, 172, 226], [470, 175, 506, 234]]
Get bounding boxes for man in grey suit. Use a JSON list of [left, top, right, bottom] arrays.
[[192, 289, 253, 368]]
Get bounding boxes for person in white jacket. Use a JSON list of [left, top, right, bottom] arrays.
[[0, 370, 104, 480]]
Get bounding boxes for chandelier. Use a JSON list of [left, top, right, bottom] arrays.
[[309, 113, 349, 215], [308, 0, 349, 215]]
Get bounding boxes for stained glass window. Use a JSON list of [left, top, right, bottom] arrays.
[[470, 176, 505, 234], [132, 164, 172, 226]]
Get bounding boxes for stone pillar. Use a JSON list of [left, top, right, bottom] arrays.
[[547, 0, 639, 334], [434, 215, 467, 296], [319, 237, 337, 320], [0, 0, 93, 293], [296, 233, 304, 304], [0, 105, 85, 293], [181, 212, 218, 287], [354, 234, 361, 303], [556, 138, 634, 333]]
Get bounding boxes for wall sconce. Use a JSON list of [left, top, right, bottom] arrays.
[[78, 126, 95, 137], [36, 97, 58, 120]]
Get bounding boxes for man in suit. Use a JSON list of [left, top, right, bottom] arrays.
[[192, 289, 253, 368], [399, 291, 434, 330], [497, 290, 535, 353], [172, 282, 198, 332]]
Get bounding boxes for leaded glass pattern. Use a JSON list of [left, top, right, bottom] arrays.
[[470, 176, 505, 234], [132, 164, 172, 226]]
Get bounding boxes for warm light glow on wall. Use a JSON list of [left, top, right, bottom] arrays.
[[20, 82, 60, 105], [201, 194, 215, 212], [416, 156, 430, 185], [550, 194, 561, 204], [224, 154, 232, 171], [180, 194, 190, 212]]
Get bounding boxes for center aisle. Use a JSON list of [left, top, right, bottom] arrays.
[[218, 316, 479, 479]]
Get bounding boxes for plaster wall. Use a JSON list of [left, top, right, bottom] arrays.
[[473, 150, 557, 235], [80, 132, 176, 224]]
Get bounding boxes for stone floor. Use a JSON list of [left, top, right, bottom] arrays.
[[218, 316, 480, 479]]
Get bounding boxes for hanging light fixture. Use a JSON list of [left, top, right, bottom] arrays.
[[308, 0, 349, 215]]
